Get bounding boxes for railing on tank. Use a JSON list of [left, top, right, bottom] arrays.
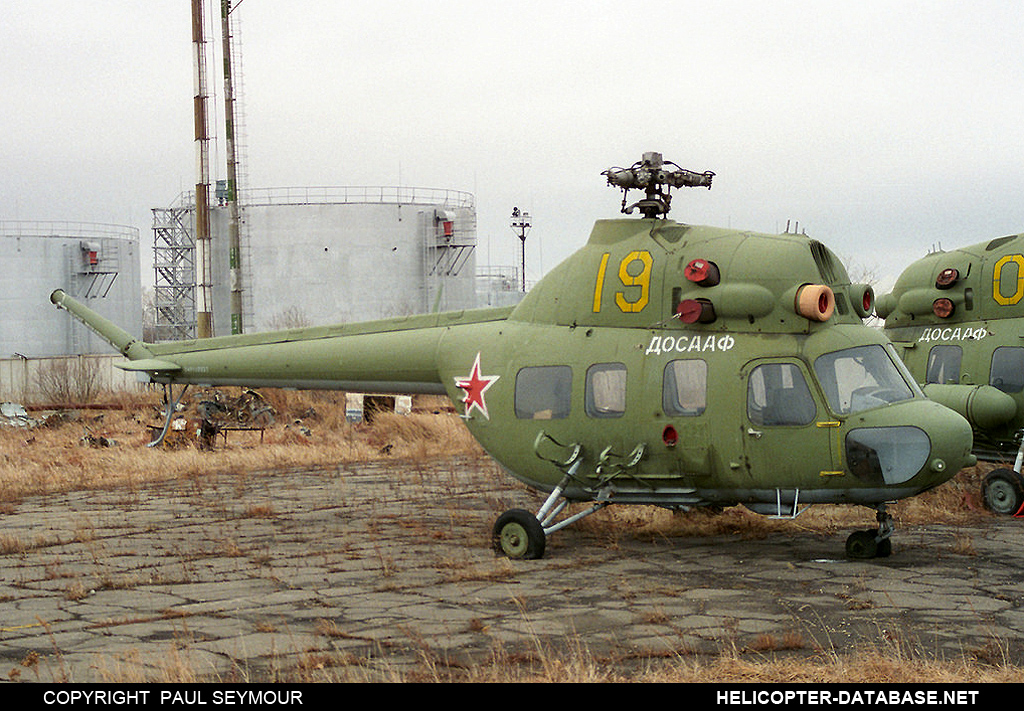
[[243, 186, 475, 209], [169, 186, 475, 210], [0, 221, 140, 241]]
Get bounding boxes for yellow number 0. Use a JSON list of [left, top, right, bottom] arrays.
[[593, 251, 653, 313], [993, 254, 1024, 306]]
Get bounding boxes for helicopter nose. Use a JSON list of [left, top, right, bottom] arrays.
[[927, 404, 977, 477], [844, 401, 974, 488]]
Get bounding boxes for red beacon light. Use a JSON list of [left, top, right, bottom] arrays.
[[932, 297, 955, 318], [935, 268, 959, 290], [676, 298, 716, 324], [662, 425, 678, 448], [684, 259, 720, 287]]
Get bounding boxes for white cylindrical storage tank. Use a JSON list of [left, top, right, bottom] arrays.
[[208, 186, 478, 334], [0, 221, 142, 357]]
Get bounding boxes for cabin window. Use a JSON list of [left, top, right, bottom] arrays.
[[925, 345, 962, 384], [747, 362, 816, 426], [813, 344, 915, 415], [585, 363, 626, 418], [515, 366, 572, 420], [990, 347, 1024, 393], [663, 360, 707, 416]]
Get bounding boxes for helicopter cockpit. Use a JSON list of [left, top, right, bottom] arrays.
[[812, 343, 920, 416], [798, 340, 934, 488]]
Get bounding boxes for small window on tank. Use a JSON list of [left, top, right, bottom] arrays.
[[663, 360, 707, 416], [585, 363, 626, 418], [515, 366, 572, 420], [925, 345, 962, 385], [990, 347, 1024, 393]]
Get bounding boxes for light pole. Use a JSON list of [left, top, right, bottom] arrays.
[[510, 207, 531, 292]]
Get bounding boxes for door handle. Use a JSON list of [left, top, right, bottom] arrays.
[[746, 428, 762, 439]]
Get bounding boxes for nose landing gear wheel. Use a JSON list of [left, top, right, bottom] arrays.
[[845, 530, 893, 559], [493, 509, 546, 559], [845, 507, 894, 559], [845, 530, 878, 559]]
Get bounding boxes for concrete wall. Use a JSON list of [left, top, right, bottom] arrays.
[[0, 354, 144, 404]]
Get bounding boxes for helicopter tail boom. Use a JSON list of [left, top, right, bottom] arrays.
[[49, 288, 508, 395], [50, 289, 155, 362]]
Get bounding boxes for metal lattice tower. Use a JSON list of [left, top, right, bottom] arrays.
[[220, 1, 255, 333], [151, 200, 197, 341], [230, 6, 255, 332]]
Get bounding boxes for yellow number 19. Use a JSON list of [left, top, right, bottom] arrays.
[[593, 250, 653, 313]]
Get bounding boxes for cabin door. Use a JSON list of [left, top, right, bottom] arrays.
[[741, 358, 839, 492]]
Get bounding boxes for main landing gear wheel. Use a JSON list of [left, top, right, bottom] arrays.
[[493, 509, 546, 560], [982, 468, 1024, 515]]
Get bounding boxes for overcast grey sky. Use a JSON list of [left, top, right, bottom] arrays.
[[4, 1, 1024, 294]]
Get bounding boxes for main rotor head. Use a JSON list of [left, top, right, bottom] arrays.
[[603, 152, 714, 219]]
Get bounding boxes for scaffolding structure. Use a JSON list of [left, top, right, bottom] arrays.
[[152, 199, 197, 341]]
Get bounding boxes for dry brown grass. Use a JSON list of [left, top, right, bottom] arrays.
[[627, 651, 1024, 683], [5, 386, 1023, 683], [245, 636, 1024, 683], [0, 388, 483, 503]]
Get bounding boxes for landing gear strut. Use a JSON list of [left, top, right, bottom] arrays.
[[492, 460, 608, 560], [148, 383, 190, 448], [845, 505, 894, 559]]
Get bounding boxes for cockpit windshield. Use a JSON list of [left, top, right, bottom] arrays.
[[813, 344, 918, 415]]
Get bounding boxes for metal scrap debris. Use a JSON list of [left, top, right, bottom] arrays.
[[79, 431, 118, 448], [148, 388, 277, 450], [196, 388, 276, 428], [1, 402, 34, 427]]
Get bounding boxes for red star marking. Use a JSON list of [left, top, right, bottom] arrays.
[[454, 353, 500, 419]]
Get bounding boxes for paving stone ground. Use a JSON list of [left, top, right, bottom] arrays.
[[2, 456, 1023, 682]]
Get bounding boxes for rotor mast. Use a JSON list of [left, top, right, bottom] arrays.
[[603, 152, 714, 219]]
